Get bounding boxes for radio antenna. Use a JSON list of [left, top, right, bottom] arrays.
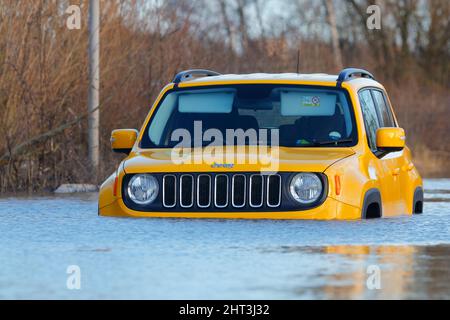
[[296, 48, 300, 74]]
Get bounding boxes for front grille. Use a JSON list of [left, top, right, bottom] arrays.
[[162, 173, 282, 210], [123, 172, 327, 213]]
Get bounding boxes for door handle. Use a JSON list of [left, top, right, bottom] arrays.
[[391, 168, 401, 176]]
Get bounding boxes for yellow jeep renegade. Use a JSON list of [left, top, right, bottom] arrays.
[[99, 68, 423, 220]]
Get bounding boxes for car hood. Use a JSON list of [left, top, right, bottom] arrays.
[[123, 147, 355, 174]]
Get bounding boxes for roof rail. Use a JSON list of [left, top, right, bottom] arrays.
[[337, 68, 375, 87], [173, 69, 221, 85]]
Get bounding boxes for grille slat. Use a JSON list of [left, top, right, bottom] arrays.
[[162, 175, 176, 208], [214, 175, 229, 208], [267, 174, 282, 207], [232, 174, 246, 208], [180, 175, 194, 208], [162, 173, 281, 209], [249, 175, 264, 208], [197, 174, 211, 208]]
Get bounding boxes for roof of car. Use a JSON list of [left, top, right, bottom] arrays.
[[186, 73, 339, 83], [172, 69, 382, 91]]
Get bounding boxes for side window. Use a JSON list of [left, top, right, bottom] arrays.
[[359, 90, 381, 151], [371, 90, 395, 127]]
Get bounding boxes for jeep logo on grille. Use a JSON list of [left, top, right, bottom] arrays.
[[211, 162, 234, 169]]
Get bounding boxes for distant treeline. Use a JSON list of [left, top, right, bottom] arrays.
[[0, 0, 449, 192]]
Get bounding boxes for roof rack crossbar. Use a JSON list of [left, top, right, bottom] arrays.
[[173, 69, 221, 84], [337, 68, 374, 87]]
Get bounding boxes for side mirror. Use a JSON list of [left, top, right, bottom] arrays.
[[376, 127, 405, 153], [111, 129, 138, 154]]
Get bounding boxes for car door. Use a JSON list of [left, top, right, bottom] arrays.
[[358, 89, 399, 216], [370, 89, 407, 213]]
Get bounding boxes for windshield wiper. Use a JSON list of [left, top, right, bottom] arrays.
[[311, 138, 354, 146]]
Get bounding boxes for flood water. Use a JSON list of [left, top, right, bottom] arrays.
[[0, 179, 449, 300]]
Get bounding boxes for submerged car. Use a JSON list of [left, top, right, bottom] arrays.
[[99, 68, 423, 219]]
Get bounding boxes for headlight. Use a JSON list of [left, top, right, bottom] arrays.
[[289, 173, 323, 204], [127, 174, 159, 205]]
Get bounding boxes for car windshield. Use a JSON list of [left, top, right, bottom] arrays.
[[141, 84, 357, 148]]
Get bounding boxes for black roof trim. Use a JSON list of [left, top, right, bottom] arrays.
[[173, 69, 221, 85], [337, 68, 375, 87]]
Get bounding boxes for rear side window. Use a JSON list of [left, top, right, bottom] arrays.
[[371, 90, 395, 127], [359, 89, 381, 151]]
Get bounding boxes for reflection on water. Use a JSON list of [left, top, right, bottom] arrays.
[[0, 179, 449, 299], [272, 245, 450, 299]]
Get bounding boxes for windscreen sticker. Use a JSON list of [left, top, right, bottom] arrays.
[[302, 96, 321, 107]]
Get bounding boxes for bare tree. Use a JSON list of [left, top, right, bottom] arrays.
[[253, 0, 266, 45], [236, 0, 249, 55], [324, 0, 343, 71], [218, 0, 236, 53]]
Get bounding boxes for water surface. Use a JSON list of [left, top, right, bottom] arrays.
[[0, 179, 449, 299]]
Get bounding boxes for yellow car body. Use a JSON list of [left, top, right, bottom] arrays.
[[99, 69, 423, 220]]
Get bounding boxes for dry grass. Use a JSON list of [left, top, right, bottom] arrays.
[[413, 147, 450, 178]]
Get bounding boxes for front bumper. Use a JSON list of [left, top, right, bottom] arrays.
[[99, 196, 361, 220]]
